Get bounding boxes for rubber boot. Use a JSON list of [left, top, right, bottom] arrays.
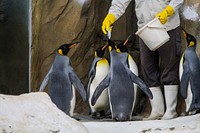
[[161, 85, 178, 120], [146, 87, 164, 120]]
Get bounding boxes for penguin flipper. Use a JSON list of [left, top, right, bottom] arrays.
[[39, 66, 53, 92], [87, 78, 93, 100], [127, 68, 153, 99], [88, 58, 101, 82], [91, 73, 111, 106], [87, 58, 101, 89], [69, 72, 87, 102], [87, 65, 96, 97], [88, 63, 96, 83], [180, 61, 190, 99]]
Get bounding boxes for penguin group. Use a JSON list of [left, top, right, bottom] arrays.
[[90, 38, 153, 121], [39, 38, 152, 121], [39, 28, 200, 121], [179, 28, 200, 115]]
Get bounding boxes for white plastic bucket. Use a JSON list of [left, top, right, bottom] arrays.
[[135, 18, 170, 51]]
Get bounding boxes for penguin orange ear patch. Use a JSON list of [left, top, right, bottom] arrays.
[[108, 46, 112, 52], [116, 48, 120, 53], [58, 49, 64, 55], [189, 41, 195, 47]]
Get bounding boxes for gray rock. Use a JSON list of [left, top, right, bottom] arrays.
[[0, 92, 89, 133]]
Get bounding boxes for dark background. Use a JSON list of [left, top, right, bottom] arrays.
[[0, 0, 30, 94]]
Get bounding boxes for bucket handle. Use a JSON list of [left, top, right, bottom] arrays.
[[147, 24, 166, 29]]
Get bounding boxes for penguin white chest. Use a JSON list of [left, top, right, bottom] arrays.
[[89, 61, 109, 112], [128, 55, 139, 112], [69, 86, 76, 116]]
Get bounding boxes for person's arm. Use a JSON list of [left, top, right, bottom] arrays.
[[156, 0, 184, 24], [102, 0, 132, 34], [108, 0, 132, 20], [169, 0, 184, 11]]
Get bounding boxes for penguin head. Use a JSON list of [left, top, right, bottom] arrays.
[[95, 44, 108, 58], [182, 28, 196, 47], [116, 34, 132, 53], [116, 42, 128, 53], [57, 43, 77, 56], [107, 39, 116, 52]]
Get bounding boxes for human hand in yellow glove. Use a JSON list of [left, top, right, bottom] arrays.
[[102, 13, 116, 34], [156, 5, 174, 24]]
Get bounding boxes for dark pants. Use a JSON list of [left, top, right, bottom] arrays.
[[139, 26, 182, 87]]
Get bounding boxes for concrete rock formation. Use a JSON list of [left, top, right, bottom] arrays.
[[0, 92, 89, 133]]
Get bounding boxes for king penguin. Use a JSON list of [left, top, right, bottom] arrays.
[[39, 43, 87, 116], [91, 39, 153, 121], [87, 44, 110, 118], [180, 29, 200, 114], [116, 41, 139, 114]]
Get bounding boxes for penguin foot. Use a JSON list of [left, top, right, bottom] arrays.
[[188, 109, 200, 115], [91, 111, 103, 119]]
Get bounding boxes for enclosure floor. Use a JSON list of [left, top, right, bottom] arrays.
[[78, 114, 200, 133]]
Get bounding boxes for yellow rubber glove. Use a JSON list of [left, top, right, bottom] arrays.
[[102, 13, 116, 34], [156, 5, 174, 24]]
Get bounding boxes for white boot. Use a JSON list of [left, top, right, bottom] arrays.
[[146, 87, 164, 120], [161, 85, 178, 120]]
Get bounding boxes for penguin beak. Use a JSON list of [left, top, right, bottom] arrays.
[[69, 43, 77, 49], [181, 27, 187, 38], [101, 43, 108, 50], [123, 34, 132, 45], [183, 31, 187, 38], [123, 39, 128, 46]]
